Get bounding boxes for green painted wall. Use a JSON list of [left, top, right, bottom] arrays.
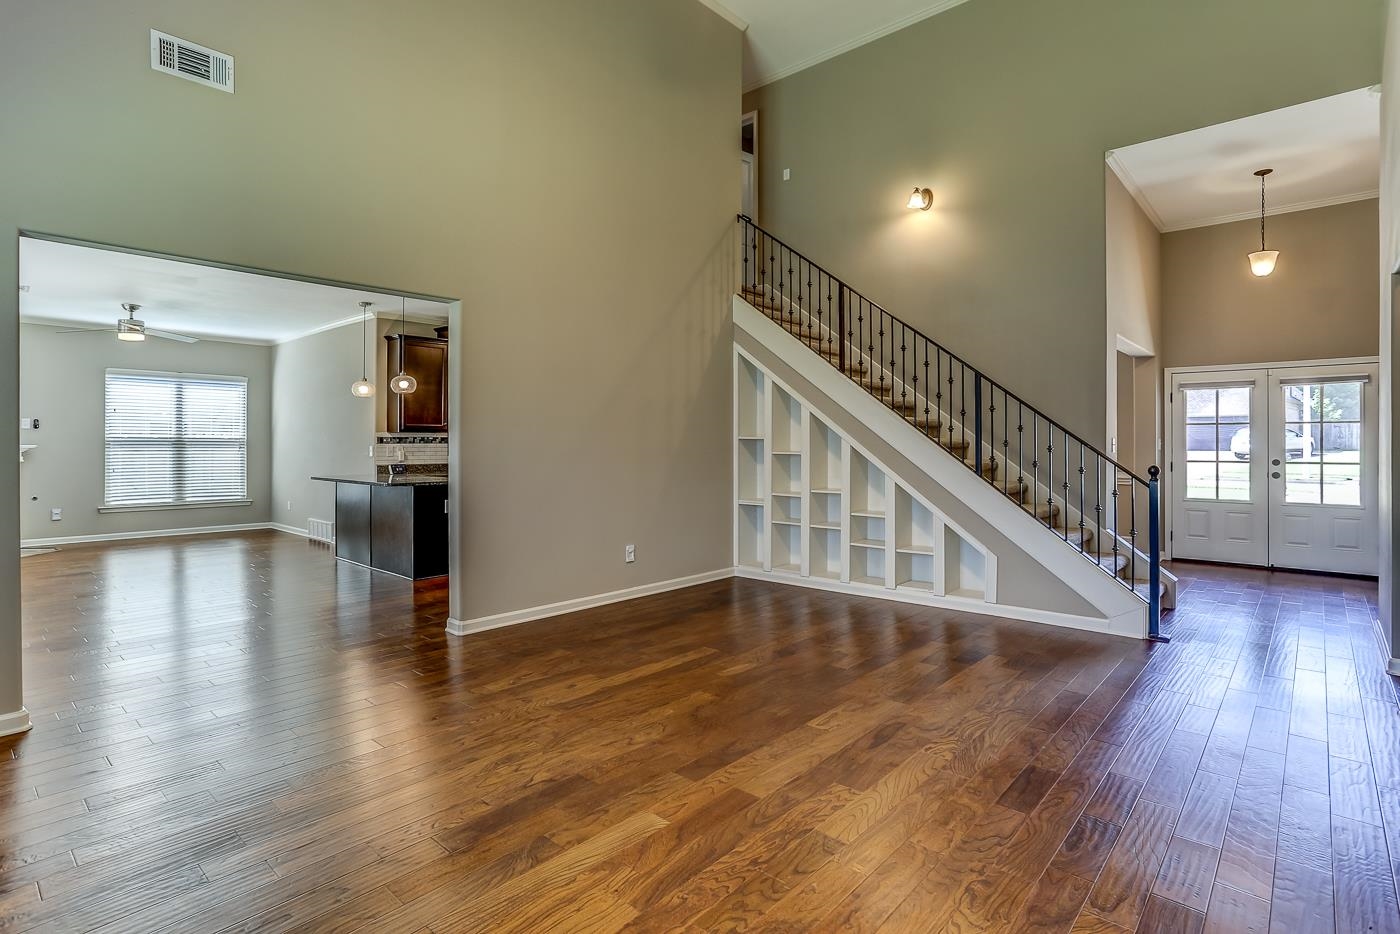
[[743, 0, 1384, 446]]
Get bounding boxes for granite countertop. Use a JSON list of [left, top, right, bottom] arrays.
[[312, 475, 448, 487]]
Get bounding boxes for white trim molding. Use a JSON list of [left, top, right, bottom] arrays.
[[1159, 189, 1379, 234], [695, 0, 747, 31], [22, 522, 290, 548], [447, 568, 734, 637], [0, 707, 32, 738]]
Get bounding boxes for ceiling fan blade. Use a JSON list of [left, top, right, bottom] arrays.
[[53, 327, 117, 335], [146, 329, 199, 343]]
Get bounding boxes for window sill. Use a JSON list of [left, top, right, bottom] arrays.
[[98, 500, 253, 514]]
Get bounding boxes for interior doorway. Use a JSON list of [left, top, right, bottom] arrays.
[[741, 111, 757, 220], [1167, 358, 1379, 574]]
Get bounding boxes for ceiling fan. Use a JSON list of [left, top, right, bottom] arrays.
[[55, 303, 199, 343]]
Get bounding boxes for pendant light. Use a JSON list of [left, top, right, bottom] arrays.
[[1247, 168, 1279, 278], [350, 301, 376, 398], [389, 296, 418, 394]]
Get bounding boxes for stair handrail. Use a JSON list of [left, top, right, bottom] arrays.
[[737, 214, 1164, 639]]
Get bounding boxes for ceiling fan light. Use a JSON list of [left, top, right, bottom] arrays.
[[1248, 250, 1279, 277], [116, 318, 147, 341]]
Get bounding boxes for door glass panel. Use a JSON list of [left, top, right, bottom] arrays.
[[1183, 386, 1251, 500], [1283, 381, 1363, 506], [1217, 463, 1250, 501], [1186, 462, 1216, 500], [1285, 463, 1322, 503]]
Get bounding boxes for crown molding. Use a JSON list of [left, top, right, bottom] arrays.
[[19, 309, 448, 346], [743, 0, 973, 93], [1159, 189, 1379, 233], [1105, 150, 1168, 232], [695, 0, 747, 31]]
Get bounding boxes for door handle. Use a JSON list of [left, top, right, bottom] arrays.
[[1271, 471, 1280, 479]]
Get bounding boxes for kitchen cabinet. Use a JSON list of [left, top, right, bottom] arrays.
[[385, 334, 448, 433]]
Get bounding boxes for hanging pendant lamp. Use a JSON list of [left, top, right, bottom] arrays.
[[1247, 168, 1279, 278], [390, 296, 418, 395], [350, 301, 376, 398]]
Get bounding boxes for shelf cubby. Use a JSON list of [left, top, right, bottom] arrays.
[[895, 487, 936, 554], [944, 525, 986, 599], [771, 384, 802, 453], [737, 503, 764, 569], [850, 542, 887, 587], [851, 451, 887, 518], [772, 451, 803, 497], [809, 417, 842, 493], [851, 513, 885, 549], [772, 522, 802, 573], [895, 551, 936, 592], [809, 527, 842, 580], [737, 356, 765, 440], [738, 438, 764, 502], [773, 495, 802, 525], [810, 490, 842, 528]]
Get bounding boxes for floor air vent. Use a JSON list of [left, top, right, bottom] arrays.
[[307, 518, 335, 545], [150, 30, 234, 93]]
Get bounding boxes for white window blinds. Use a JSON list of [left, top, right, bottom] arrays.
[[104, 370, 249, 508]]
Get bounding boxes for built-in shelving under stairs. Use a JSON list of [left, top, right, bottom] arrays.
[[733, 216, 1172, 638]]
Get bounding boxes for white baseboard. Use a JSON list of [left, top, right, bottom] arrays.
[[21, 522, 276, 548], [268, 523, 310, 538], [732, 567, 1147, 639], [0, 707, 32, 738], [447, 568, 735, 636]]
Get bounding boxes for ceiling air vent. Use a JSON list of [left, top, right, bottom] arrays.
[[150, 30, 234, 93]]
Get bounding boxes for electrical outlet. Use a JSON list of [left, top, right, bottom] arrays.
[[625, 544, 636, 564], [50, 507, 62, 521], [286, 500, 293, 512], [20, 417, 37, 430], [782, 168, 791, 181]]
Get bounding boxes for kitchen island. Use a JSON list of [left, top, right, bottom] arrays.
[[312, 475, 448, 580]]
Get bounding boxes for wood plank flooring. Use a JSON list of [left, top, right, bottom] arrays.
[[2, 531, 1398, 932]]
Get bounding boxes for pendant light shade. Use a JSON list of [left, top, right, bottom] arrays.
[[390, 296, 418, 395], [349, 301, 375, 398], [1247, 168, 1278, 278]]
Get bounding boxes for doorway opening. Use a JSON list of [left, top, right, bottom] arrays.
[[741, 110, 757, 221], [16, 231, 460, 582]]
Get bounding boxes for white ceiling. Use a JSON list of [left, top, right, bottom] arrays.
[[19, 238, 452, 345], [704, 0, 973, 92], [1108, 88, 1380, 233]]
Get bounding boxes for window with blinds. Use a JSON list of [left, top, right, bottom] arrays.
[[104, 370, 249, 509]]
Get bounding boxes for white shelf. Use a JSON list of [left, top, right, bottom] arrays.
[[773, 561, 801, 574], [896, 544, 935, 555], [811, 488, 842, 495], [811, 521, 840, 530], [773, 450, 801, 457], [851, 509, 885, 519], [851, 574, 885, 588], [739, 435, 765, 443], [851, 538, 885, 549], [772, 490, 802, 498], [773, 518, 801, 527], [897, 579, 937, 593], [739, 499, 764, 507]]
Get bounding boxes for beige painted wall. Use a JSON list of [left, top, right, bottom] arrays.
[[0, 0, 740, 719], [742, 0, 1383, 447], [1105, 169, 1163, 477], [270, 321, 378, 531], [1162, 199, 1380, 369], [1379, 0, 1400, 665], [18, 323, 273, 542]]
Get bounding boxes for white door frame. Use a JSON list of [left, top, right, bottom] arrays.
[[1163, 355, 1380, 569], [741, 110, 757, 222]]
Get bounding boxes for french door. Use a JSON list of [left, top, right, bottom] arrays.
[[1170, 361, 1378, 575]]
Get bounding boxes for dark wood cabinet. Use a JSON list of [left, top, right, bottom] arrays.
[[385, 334, 448, 433]]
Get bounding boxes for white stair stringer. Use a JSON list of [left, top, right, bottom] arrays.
[[735, 295, 1149, 639]]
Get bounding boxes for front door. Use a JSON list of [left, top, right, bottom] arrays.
[[1170, 361, 1378, 575], [1171, 376, 1268, 565], [1265, 365, 1378, 574]]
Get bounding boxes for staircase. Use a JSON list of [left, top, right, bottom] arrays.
[[736, 215, 1169, 637]]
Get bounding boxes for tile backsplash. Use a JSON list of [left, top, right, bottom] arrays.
[[374, 434, 448, 468]]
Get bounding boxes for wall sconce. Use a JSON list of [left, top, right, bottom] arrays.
[[906, 187, 933, 211]]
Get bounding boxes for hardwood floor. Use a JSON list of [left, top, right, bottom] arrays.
[[2, 531, 1398, 932]]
